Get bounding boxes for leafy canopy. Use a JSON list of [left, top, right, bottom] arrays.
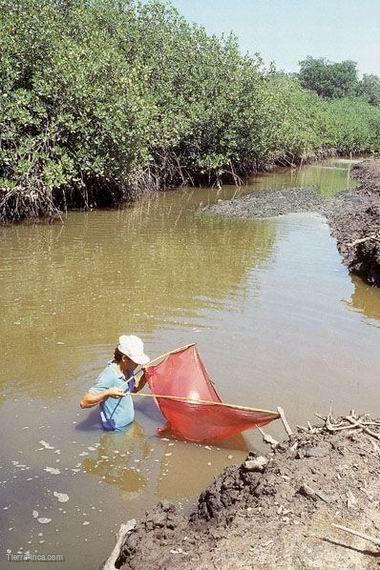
[[1, 0, 380, 222]]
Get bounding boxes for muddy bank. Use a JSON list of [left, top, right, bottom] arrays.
[[203, 159, 380, 286], [328, 160, 380, 286], [106, 413, 380, 569], [204, 186, 329, 219]]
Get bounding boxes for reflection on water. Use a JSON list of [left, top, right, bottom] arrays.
[[156, 433, 248, 500], [1, 158, 380, 569], [81, 415, 249, 501], [345, 275, 380, 323], [0, 197, 276, 398], [247, 157, 358, 196], [81, 423, 149, 496]]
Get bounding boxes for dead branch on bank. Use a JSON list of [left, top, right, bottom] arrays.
[[347, 235, 380, 247], [103, 519, 136, 569], [333, 524, 380, 549], [277, 406, 294, 437], [258, 427, 279, 449], [313, 411, 380, 442], [256, 407, 293, 449]]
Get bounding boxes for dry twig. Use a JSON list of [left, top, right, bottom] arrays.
[[314, 412, 380, 442], [332, 524, 380, 548], [277, 406, 293, 437], [347, 236, 380, 247], [258, 427, 279, 449]]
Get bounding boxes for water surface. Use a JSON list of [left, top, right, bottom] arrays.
[[1, 158, 379, 568]]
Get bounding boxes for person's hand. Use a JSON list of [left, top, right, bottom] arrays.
[[106, 387, 126, 399]]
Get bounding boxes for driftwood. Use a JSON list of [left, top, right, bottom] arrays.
[[258, 427, 279, 449], [345, 415, 380, 441], [256, 407, 293, 448], [277, 406, 293, 437], [103, 519, 136, 570], [257, 409, 379, 456], [299, 484, 330, 503], [314, 412, 380, 442]]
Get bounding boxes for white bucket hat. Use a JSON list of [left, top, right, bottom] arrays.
[[118, 335, 150, 366]]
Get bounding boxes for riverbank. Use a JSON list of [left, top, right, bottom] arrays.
[[107, 413, 380, 569], [328, 160, 380, 286], [203, 159, 380, 286]]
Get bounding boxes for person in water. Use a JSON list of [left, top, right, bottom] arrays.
[[80, 335, 150, 431]]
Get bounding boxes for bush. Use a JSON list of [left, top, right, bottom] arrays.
[[1, 0, 380, 222]]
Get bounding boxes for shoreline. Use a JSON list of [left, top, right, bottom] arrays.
[[202, 159, 380, 287], [0, 152, 368, 226], [327, 160, 380, 286], [105, 413, 380, 569]]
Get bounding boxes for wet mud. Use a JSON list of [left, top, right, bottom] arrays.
[[204, 186, 328, 219], [327, 160, 380, 286], [108, 413, 380, 569]]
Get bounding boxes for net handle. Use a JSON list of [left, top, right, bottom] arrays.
[[130, 391, 279, 416], [142, 343, 196, 369], [116, 344, 197, 392]]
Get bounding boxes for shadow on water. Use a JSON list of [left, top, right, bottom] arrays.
[[75, 408, 103, 431], [134, 396, 166, 423], [79, 417, 248, 501]]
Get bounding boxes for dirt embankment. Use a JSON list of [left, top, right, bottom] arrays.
[[107, 413, 380, 570], [327, 161, 380, 286], [203, 159, 380, 286]]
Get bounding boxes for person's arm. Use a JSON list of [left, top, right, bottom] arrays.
[[80, 387, 126, 409], [132, 371, 147, 393]]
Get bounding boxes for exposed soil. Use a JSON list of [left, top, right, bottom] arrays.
[[106, 413, 380, 570], [327, 161, 380, 286], [204, 186, 329, 219], [203, 159, 380, 286]]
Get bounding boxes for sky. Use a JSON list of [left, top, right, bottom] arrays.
[[169, 0, 380, 76]]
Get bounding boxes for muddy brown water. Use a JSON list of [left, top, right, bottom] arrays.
[[1, 158, 379, 569]]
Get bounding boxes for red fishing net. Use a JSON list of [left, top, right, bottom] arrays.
[[144, 345, 279, 442]]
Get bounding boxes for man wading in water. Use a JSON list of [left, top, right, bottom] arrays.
[[80, 335, 150, 431]]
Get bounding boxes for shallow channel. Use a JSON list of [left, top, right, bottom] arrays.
[[1, 158, 380, 568]]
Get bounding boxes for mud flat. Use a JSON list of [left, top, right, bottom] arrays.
[[203, 159, 380, 286], [104, 413, 380, 569], [204, 186, 329, 219]]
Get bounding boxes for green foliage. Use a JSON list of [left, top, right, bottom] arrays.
[[359, 74, 380, 107], [298, 56, 380, 110], [1, 0, 380, 221], [298, 56, 359, 99], [325, 98, 380, 153]]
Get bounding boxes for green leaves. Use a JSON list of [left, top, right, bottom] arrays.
[[298, 57, 360, 99], [1, 0, 380, 222]]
